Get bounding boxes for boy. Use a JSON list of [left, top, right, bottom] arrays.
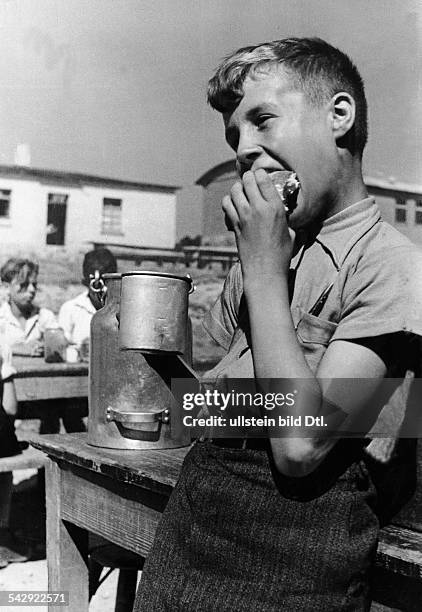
[[59, 248, 117, 354], [135, 38, 422, 611], [0, 258, 58, 357], [56, 248, 116, 432]]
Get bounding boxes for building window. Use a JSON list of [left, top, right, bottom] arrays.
[[0, 189, 11, 218], [46, 193, 68, 245], [394, 197, 407, 224], [102, 198, 122, 234], [395, 208, 406, 223], [415, 210, 422, 225]]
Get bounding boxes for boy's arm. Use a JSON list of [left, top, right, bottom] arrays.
[[10, 340, 43, 357], [1, 345, 17, 415], [245, 274, 386, 477], [225, 170, 389, 477], [58, 302, 73, 343], [2, 379, 17, 416]]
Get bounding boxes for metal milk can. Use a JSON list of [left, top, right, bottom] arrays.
[[88, 272, 191, 450]]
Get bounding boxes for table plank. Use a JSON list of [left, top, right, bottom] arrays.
[[60, 466, 162, 557], [31, 433, 189, 495], [16, 377, 88, 401], [46, 460, 89, 612], [14, 356, 88, 377], [14, 357, 88, 402], [377, 525, 422, 580]]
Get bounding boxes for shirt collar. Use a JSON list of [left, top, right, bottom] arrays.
[[0, 301, 40, 339], [315, 197, 381, 270], [74, 292, 96, 314], [0, 301, 39, 326]]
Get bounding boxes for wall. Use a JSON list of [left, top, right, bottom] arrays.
[[0, 175, 177, 252], [0, 177, 48, 249], [65, 185, 177, 249]]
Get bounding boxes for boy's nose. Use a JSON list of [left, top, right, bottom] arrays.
[[236, 148, 262, 176], [236, 137, 262, 176]]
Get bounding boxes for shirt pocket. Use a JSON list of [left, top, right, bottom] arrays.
[[296, 310, 338, 346], [296, 310, 338, 371]]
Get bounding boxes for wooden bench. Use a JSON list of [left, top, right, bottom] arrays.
[[373, 525, 422, 610], [182, 246, 238, 270], [90, 242, 185, 267]]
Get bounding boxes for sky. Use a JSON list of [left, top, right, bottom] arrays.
[[0, 0, 420, 190]]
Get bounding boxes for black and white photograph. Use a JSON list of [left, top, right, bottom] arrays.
[[0, 1, 421, 611]]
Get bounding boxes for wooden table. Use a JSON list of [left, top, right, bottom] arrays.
[[31, 433, 188, 611], [32, 433, 422, 612], [14, 357, 88, 403], [0, 359, 88, 472]]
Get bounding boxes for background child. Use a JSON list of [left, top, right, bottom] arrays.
[[0, 343, 31, 567], [59, 248, 117, 356], [55, 248, 117, 432], [0, 258, 58, 357]]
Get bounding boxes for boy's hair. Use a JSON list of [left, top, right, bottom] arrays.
[[82, 248, 117, 283], [207, 37, 368, 156], [0, 258, 39, 285]]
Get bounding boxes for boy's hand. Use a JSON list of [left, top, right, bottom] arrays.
[[30, 341, 44, 357], [11, 340, 44, 357], [222, 169, 293, 280]]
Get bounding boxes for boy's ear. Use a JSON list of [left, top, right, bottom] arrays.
[[330, 92, 356, 140]]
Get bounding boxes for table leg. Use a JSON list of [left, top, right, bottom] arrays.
[[45, 459, 89, 612]]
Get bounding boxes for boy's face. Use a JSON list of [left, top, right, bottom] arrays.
[[223, 67, 340, 231], [9, 273, 37, 313]]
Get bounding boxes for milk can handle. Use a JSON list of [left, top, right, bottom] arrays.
[[89, 270, 107, 305], [186, 274, 195, 294], [106, 406, 170, 442], [106, 406, 170, 425]]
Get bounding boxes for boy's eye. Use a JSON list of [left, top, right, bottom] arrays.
[[256, 115, 273, 128]]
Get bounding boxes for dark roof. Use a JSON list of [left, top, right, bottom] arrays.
[[196, 160, 236, 186], [0, 165, 179, 193]]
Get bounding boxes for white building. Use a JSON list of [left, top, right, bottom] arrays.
[[0, 165, 179, 251]]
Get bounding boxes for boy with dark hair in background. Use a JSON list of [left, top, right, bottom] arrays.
[[59, 247, 117, 354], [55, 247, 117, 432]]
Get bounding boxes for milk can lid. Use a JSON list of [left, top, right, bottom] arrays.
[[122, 270, 193, 285]]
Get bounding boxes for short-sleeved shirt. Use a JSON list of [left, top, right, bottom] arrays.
[[0, 343, 16, 381], [0, 301, 58, 348], [203, 197, 422, 434], [58, 291, 96, 347]]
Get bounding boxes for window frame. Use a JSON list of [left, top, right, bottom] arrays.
[[101, 197, 123, 235], [0, 188, 11, 220]]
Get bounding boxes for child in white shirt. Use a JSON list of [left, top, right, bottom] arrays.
[[0, 258, 58, 357]]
